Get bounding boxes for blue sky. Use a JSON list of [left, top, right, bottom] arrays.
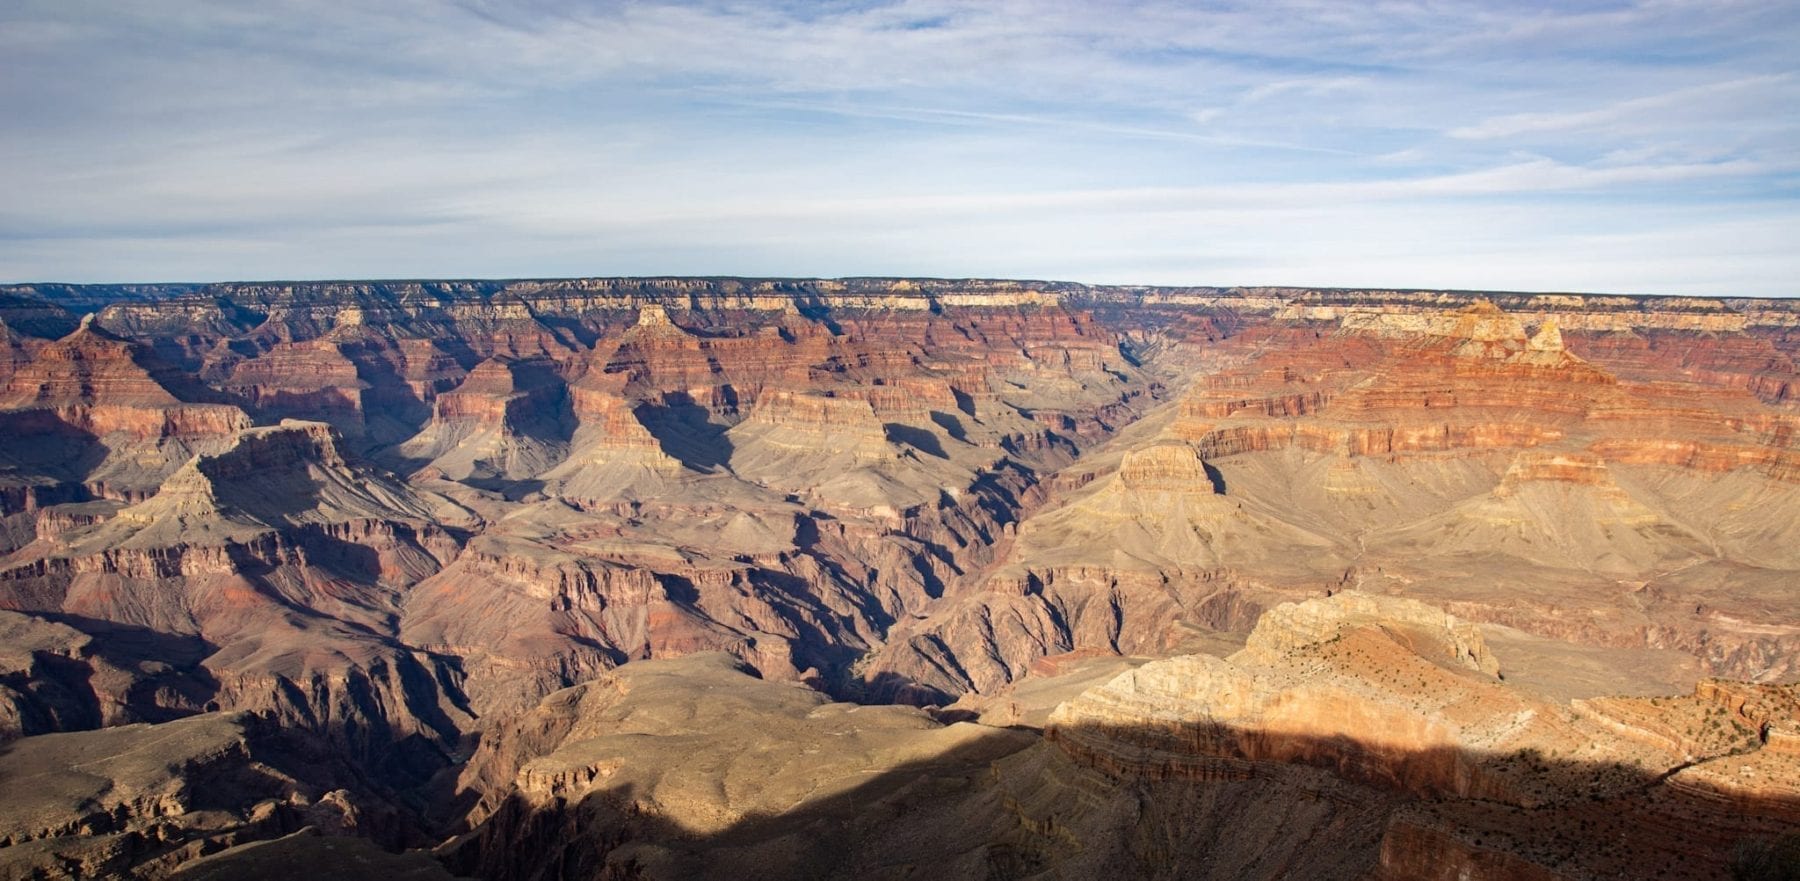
[[2, 1, 1797, 295]]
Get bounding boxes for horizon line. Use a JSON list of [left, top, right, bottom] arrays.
[[3, 275, 1791, 303]]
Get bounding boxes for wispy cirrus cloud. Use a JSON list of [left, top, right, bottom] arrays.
[[1449, 74, 1798, 140], [0, 0, 1796, 294]]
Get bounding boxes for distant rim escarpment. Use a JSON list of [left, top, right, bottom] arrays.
[[3, 276, 1797, 341], [5, 275, 1799, 304]]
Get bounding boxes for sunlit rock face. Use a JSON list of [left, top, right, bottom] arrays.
[[0, 279, 1797, 879], [1040, 593, 1800, 880]]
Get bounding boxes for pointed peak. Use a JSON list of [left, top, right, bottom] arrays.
[[1528, 318, 1565, 352], [61, 312, 126, 344], [455, 357, 522, 395], [623, 303, 694, 342]]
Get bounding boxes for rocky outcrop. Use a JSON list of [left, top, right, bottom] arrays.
[[0, 712, 423, 880], [1045, 593, 1800, 880], [1235, 592, 1500, 674], [1049, 594, 1536, 801]]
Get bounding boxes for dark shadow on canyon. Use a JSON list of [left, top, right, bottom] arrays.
[[634, 393, 733, 472], [1203, 460, 1227, 495], [429, 717, 1800, 881], [884, 421, 949, 459], [460, 476, 547, 501], [4, 614, 221, 734], [929, 410, 969, 443], [0, 414, 107, 494]]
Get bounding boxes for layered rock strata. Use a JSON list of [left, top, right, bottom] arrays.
[[0, 279, 1795, 878]]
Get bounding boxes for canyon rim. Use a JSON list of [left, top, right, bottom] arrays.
[[0, 279, 1795, 879]]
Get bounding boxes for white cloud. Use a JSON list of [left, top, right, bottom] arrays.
[[0, 0, 1796, 294], [1449, 75, 1797, 140]]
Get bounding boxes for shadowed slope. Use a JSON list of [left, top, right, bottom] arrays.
[[443, 599, 1800, 881]]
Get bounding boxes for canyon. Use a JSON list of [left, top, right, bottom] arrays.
[[0, 278, 1795, 879]]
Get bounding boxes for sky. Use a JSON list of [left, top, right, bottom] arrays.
[[1, 1, 1797, 295]]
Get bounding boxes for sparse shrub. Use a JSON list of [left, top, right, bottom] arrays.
[[1732, 832, 1800, 881]]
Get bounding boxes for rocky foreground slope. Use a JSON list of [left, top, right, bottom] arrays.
[[0, 278, 1796, 878], [443, 595, 1798, 880]]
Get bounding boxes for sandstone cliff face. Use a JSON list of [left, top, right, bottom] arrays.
[[862, 292, 1800, 702]]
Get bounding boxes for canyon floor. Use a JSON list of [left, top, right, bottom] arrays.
[[0, 278, 1795, 879]]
